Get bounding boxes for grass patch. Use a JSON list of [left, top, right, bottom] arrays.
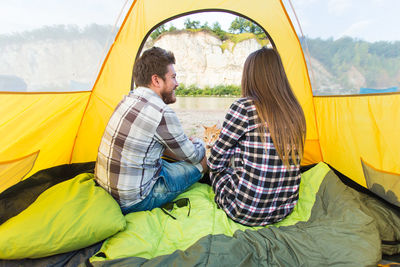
[[176, 84, 241, 96]]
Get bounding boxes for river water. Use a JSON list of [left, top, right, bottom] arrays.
[[170, 96, 238, 138]]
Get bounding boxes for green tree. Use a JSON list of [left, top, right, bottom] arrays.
[[369, 41, 400, 58], [184, 18, 201, 29], [168, 25, 177, 32], [229, 17, 263, 34], [229, 17, 245, 33], [200, 22, 211, 31], [211, 22, 227, 40], [150, 25, 167, 40], [305, 36, 400, 90]]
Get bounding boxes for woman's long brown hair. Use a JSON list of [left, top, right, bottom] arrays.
[[241, 47, 306, 167]]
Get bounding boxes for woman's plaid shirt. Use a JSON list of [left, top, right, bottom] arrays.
[[208, 98, 301, 226]]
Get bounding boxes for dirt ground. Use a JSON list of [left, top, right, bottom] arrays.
[[174, 108, 227, 138]]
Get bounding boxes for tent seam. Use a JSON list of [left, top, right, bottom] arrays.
[[280, 0, 324, 162], [68, 0, 139, 164]]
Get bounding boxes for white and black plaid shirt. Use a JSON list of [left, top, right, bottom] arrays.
[[208, 98, 301, 226], [95, 87, 205, 208]]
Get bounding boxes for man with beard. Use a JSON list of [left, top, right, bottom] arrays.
[[95, 47, 207, 214]]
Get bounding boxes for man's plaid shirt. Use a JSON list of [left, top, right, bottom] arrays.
[[208, 98, 301, 226], [95, 87, 205, 208]]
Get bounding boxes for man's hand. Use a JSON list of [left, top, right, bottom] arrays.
[[200, 155, 209, 173]]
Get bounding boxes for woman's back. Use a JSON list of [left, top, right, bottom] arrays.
[[208, 97, 301, 226], [208, 47, 305, 227]]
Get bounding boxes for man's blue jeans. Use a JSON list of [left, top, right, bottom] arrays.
[[121, 159, 202, 214]]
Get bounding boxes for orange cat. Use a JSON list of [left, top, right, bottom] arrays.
[[203, 124, 234, 167], [203, 124, 221, 157]]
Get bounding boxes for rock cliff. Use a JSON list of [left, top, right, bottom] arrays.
[[145, 31, 264, 88]]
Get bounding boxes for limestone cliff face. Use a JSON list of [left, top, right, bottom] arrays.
[[144, 31, 263, 88]]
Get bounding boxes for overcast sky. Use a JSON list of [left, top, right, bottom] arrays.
[[0, 0, 399, 42], [286, 0, 400, 42]]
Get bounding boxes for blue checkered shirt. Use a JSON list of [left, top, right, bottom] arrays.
[[208, 98, 301, 226], [95, 87, 205, 208]]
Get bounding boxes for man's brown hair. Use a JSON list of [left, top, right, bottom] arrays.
[[131, 47, 175, 89]]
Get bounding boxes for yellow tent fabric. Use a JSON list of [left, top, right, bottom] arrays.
[[314, 94, 400, 186], [0, 0, 398, 194], [0, 151, 39, 193], [0, 92, 90, 179]]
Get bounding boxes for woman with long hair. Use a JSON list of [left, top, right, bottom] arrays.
[[208, 47, 306, 226]]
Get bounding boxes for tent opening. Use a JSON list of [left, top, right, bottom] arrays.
[[132, 11, 274, 138]]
